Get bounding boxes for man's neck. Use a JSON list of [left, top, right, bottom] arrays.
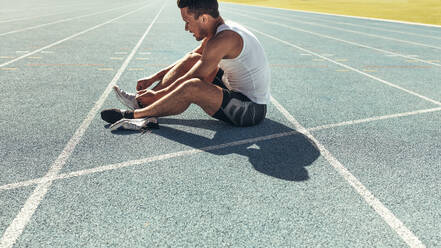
[[207, 17, 224, 40]]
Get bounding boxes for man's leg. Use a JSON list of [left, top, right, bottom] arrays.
[[133, 78, 223, 118], [113, 53, 204, 110], [136, 52, 218, 108], [134, 52, 202, 108]]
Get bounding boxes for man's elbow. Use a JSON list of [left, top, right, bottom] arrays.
[[191, 72, 214, 84], [196, 75, 215, 84], [189, 75, 207, 84]]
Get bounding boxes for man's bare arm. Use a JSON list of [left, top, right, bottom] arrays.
[[153, 31, 240, 97], [136, 59, 180, 91], [192, 37, 208, 54], [136, 39, 208, 91], [191, 31, 242, 82]]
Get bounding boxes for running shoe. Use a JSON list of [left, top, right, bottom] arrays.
[[113, 85, 140, 110]]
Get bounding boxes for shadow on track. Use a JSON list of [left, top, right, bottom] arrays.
[[144, 117, 321, 181]]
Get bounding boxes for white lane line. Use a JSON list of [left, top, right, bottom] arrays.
[[2, 106, 441, 193], [0, 99, 430, 248], [0, 131, 298, 191], [0, 10, 79, 24], [4, 2, 98, 13], [270, 96, 426, 248], [308, 107, 441, 132], [240, 25, 441, 106], [235, 9, 441, 50], [0, 2, 144, 37], [228, 10, 441, 68], [225, 10, 441, 68], [259, 10, 441, 41], [0, 1, 139, 24], [0, 2, 155, 69], [0, 1, 134, 17], [0, 3, 166, 248], [221, 2, 441, 29], [0, 5, 99, 24], [45, 132, 299, 182]]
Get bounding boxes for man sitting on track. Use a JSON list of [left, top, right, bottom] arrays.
[[101, 0, 271, 130]]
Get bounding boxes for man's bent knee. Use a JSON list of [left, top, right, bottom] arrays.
[[179, 78, 203, 95], [178, 79, 223, 116]]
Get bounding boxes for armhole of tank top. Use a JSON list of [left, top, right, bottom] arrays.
[[216, 29, 245, 61], [234, 30, 246, 60]]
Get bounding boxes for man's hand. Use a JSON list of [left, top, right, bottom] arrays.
[[136, 76, 157, 91]]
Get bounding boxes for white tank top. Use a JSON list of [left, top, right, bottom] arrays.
[[216, 20, 271, 104]]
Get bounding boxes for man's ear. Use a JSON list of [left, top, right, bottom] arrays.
[[201, 14, 208, 23]]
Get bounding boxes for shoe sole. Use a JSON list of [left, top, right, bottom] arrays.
[[109, 118, 141, 131], [109, 117, 158, 131]]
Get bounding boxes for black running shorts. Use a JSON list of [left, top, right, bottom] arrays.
[[211, 69, 267, 127]]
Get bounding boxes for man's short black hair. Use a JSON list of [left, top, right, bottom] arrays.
[[177, 0, 219, 19]]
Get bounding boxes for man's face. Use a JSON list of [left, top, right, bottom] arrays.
[[180, 7, 206, 41]]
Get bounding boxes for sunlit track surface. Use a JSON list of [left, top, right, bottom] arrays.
[[1, 1, 440, 247]]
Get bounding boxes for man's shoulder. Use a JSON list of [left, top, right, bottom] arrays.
[[210, 29, 242, 49], [205, 30, 243, 60], [213, 29, 239, 41]]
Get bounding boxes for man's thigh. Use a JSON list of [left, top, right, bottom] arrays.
[[184, 79, 224, 116]]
